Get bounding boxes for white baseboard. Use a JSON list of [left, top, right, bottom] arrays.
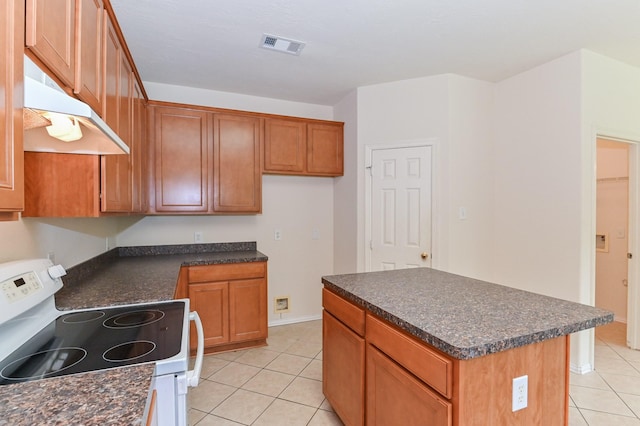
[[268, 314, 322, 328], [570, 362, 594, 374]]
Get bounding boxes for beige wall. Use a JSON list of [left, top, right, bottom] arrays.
[[343, 74, 495, 277], [332, 90, 358, 274]]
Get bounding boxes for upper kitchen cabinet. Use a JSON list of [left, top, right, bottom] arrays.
[[24, 153, 100, 217], [131, 80, 147, 213], [74, 0, 104, 113], [148, 103, 262, 215], [307, 122, 344, 176], [23, 3, 147, 218], [0, 0, 24, 220], [150, 104, 211, 213], [212, 114, 262, 213], [263, 118, 344, 177], [263, 119, 306, 174], [25, 0, 76, 89], [100, 10, 132, 212]]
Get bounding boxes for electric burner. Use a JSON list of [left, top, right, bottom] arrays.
[[103, 340, 156, 362], [0, 347, 87, 381], [103, 309, 165, 329]]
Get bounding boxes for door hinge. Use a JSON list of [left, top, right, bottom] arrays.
[[369, 240, 373, 250], [365, 165, 372, 176]]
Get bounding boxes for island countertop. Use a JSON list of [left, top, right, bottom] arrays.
[[322, 267, 613, 360]]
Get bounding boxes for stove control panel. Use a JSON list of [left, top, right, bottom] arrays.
[[0, 259, 64, 327], [2, 271, 43, 303]]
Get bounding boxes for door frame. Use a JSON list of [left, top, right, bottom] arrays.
[[364, 139, 439, 272], [592, 130, 640, 349]]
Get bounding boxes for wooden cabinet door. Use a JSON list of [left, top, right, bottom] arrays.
[[0, 0, 24, 218], [74, 0, 103, 113], [212, 114, 262, 213], [102, 10, 119, 131], [25, 0, 75, 88], [366, 345, 452, 426], [131, 81, 147, 213], [263, 119, 306, 174], [152, 107, 210, 212], [101, 46, 132, 212], [24, 152, 100, 217], [229, 278, 267, 343], [323, 311, 365, 426], [189, 281, 229, 350], [307, 122, 344, 176]]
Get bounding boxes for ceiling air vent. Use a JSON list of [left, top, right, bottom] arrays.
[[259, 34, 305, 56]]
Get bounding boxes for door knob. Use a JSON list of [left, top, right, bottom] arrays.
[[421, 252, 429, 260]]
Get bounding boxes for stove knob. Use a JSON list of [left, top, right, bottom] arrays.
[[48, 264, 67, 279]]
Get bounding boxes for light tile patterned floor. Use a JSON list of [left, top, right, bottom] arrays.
[[570, 321, 640, 425], [188, 320, 343, 426], [189, 320, 640, 425]]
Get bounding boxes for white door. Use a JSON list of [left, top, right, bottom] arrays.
[[368, 145, 432, 271]]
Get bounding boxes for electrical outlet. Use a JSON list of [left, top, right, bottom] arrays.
[[512, 375, 528, 411], [312, 228, 320, 240], [47, 252, 56, 263], [274, 228, 282, 241], [194, 232, 203, 243]]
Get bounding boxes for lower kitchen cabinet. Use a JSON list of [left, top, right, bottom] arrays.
[[187, 261, 267, 353], [322, 289, 365, 426], [366, 345, 451, 426]]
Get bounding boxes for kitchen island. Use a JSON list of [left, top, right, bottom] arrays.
[[321, 268, 613, 426]]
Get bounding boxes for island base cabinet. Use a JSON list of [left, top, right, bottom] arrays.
[[322, 311, 365, 426], [322, 287, 570, 426], [366, 345, 452, 426], [455, 335, 568, 426]]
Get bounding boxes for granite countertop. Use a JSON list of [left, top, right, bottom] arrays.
[[56, 241, 268, 310], [0, 364, 154, 426], [0, 242, 267, 425], [322, 267, 613, 360]]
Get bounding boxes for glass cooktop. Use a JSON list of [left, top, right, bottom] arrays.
[[0, 301, 184, 384]]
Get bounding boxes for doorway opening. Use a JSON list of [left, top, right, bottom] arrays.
[[595, 136, 639, 349]]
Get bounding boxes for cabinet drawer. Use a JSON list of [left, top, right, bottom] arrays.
[[367, 344, 452, 426], [189, 262, 266, 283], [366, 314, 453, 398], [322, 288, 365, 336]]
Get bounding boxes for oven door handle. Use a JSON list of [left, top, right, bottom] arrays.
[[186, 311, 204, 388]]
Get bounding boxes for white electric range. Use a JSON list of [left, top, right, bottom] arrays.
[[0, 258, 203, 426]]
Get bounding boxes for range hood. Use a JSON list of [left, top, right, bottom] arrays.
[[23, 56, 129, 155]]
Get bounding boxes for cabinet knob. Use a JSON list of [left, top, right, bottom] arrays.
[[421, 252, 429, 260]]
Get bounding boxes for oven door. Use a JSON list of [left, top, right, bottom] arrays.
[[144, 310, 203, 426]]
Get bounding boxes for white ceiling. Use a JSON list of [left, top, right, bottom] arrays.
[[109, 0, 640, 106]]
